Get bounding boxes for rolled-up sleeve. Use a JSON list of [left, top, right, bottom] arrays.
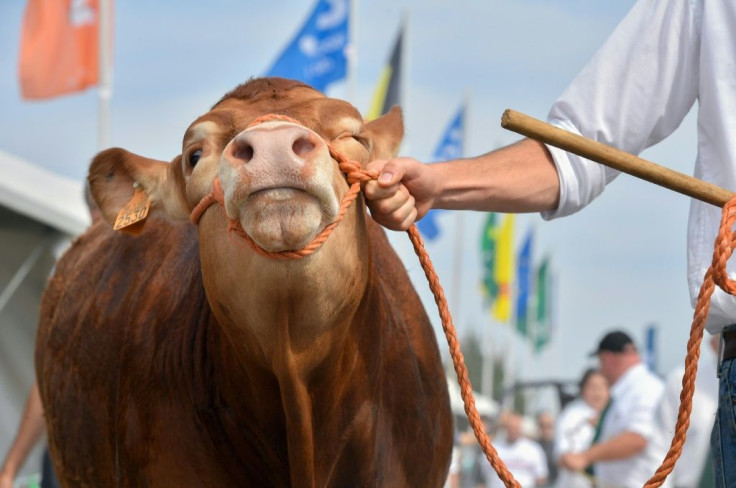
[[542, 0, 700, 220]]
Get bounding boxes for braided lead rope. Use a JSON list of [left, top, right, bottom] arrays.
[[643, 194, 736, 487], [407, 225, 521, 487], [189, 113, 522, 487]]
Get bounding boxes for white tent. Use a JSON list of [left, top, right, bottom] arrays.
[[446, 375, 499, 433], [0, 149, 90, 236], [0, 150, 90, 480]]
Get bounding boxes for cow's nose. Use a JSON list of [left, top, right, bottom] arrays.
[[223, 122, 325, 168]]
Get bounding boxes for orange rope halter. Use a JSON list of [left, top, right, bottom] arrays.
[[190, 114, 378, 260], [190, 113, 735, 488]]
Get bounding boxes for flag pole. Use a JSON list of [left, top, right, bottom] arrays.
[[447, 95, 468, 378], [399, 12, 409, 154], [479, 121, 501, 403], [98, 0, 113, 151], [347, 0, 357, 103], [448, 213, 464, 378]]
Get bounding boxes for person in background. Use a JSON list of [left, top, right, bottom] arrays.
[[535, 412, 557, 486], [554, 368, 609, 488], [478, 412, 548, 488], [363, 1, 736, 483], [455, 423, 488, 488], [559, 331, 666, 488], [0, 382, 58, 488], [653, 334, 720, 488], [445, 440, 462, 488]]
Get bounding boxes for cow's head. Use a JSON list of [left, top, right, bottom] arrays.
[[90, 78, 402, 251], [89, 78, 403, 359]]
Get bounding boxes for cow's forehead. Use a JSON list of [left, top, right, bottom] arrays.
[[183, 92, 365, 145]]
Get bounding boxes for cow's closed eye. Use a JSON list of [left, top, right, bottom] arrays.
[[336, 132, 370, 151]]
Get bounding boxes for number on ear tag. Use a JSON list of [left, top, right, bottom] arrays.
[[114, 188, 151, 235]]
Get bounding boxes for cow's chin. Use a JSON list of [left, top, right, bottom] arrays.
[[240, 188, 330, 252]]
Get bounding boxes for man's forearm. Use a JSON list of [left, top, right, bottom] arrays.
[[432, 138, 560, 213], [0, 384, 46, 478], [584, 431, 648, 464]]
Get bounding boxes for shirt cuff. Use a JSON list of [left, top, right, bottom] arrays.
[[540, 119, 616, 221]]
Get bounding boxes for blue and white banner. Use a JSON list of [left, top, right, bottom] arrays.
[[266, 0, 349, 92], [431, 105, 464, 162], [417, 104, 465, 240]]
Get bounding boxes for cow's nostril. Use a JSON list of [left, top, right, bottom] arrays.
[[236, 144, 254, 163], [292, 137, 315, 158]]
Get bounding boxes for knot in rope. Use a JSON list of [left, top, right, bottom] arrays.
[[330, 145, 379, 185]]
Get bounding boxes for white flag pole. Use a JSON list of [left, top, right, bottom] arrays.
[[347, 0, 357, 103], [447, 96, 468, 378], [98, 0, 113, 151]]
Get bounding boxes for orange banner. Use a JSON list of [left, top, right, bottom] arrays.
[[18, 0, 100, 100]]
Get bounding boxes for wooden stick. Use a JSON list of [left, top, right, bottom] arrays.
[[501, 109, 734, 208]]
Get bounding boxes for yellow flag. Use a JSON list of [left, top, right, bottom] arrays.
[[492, 214, 515, 321], [365, 23, 403, 120]]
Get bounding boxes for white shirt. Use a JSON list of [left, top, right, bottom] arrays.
[[543, 0, 736, 334], [480, 437, 548, 488], [554, 399, 596, 488], [652, 343, 718, 488], [595, 363, 665, 488], [444, 446, 461, 488]]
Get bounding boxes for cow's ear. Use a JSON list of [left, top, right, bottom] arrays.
[[88, 148, 189, 234], [365, 106, 404, 160]]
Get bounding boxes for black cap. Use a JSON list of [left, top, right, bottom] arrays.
[[589, 330, 635, 357]]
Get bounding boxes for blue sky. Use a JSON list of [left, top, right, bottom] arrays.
[[0, 1, 705, 392]]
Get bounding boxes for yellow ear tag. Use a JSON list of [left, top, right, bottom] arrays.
[[113, 186, 151, 235]]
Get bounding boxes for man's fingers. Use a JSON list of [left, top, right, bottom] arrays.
[[399, 207, 418, 231], [366, 188, 417, 231], [363, 180, 401, 200], [375, 159, 407, 188], [363, 157, 427, 231], [370, 186, 413, 215]]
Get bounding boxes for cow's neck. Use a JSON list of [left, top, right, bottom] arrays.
[[199, 207, 385, 486], [199, 206, 370, 364], [211, 276, 388, 488]]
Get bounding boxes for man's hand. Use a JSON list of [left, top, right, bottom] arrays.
[[0, 472, 15, 488], [559, 452, 589, 472], [363, 157, 438, 231]]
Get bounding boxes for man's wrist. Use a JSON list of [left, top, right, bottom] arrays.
[[429, 159, 473, 210], [582, 445, 600, 466]]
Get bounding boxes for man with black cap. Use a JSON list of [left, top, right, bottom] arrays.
[[559, 330, 667, 488]]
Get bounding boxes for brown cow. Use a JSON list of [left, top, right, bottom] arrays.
[[36, 77, 453, 487]]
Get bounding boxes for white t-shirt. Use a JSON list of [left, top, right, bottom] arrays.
[[480, 437, 548, 488], [554, 399, 596, 488], [543, 0, 736, 334], [594, 364, 665, 488]]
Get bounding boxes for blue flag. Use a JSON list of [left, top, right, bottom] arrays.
[[266, 0, 349, 92], [515, 229, 533, 337], [417, 104, 465, 240], [644, 324, 657, 373]]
